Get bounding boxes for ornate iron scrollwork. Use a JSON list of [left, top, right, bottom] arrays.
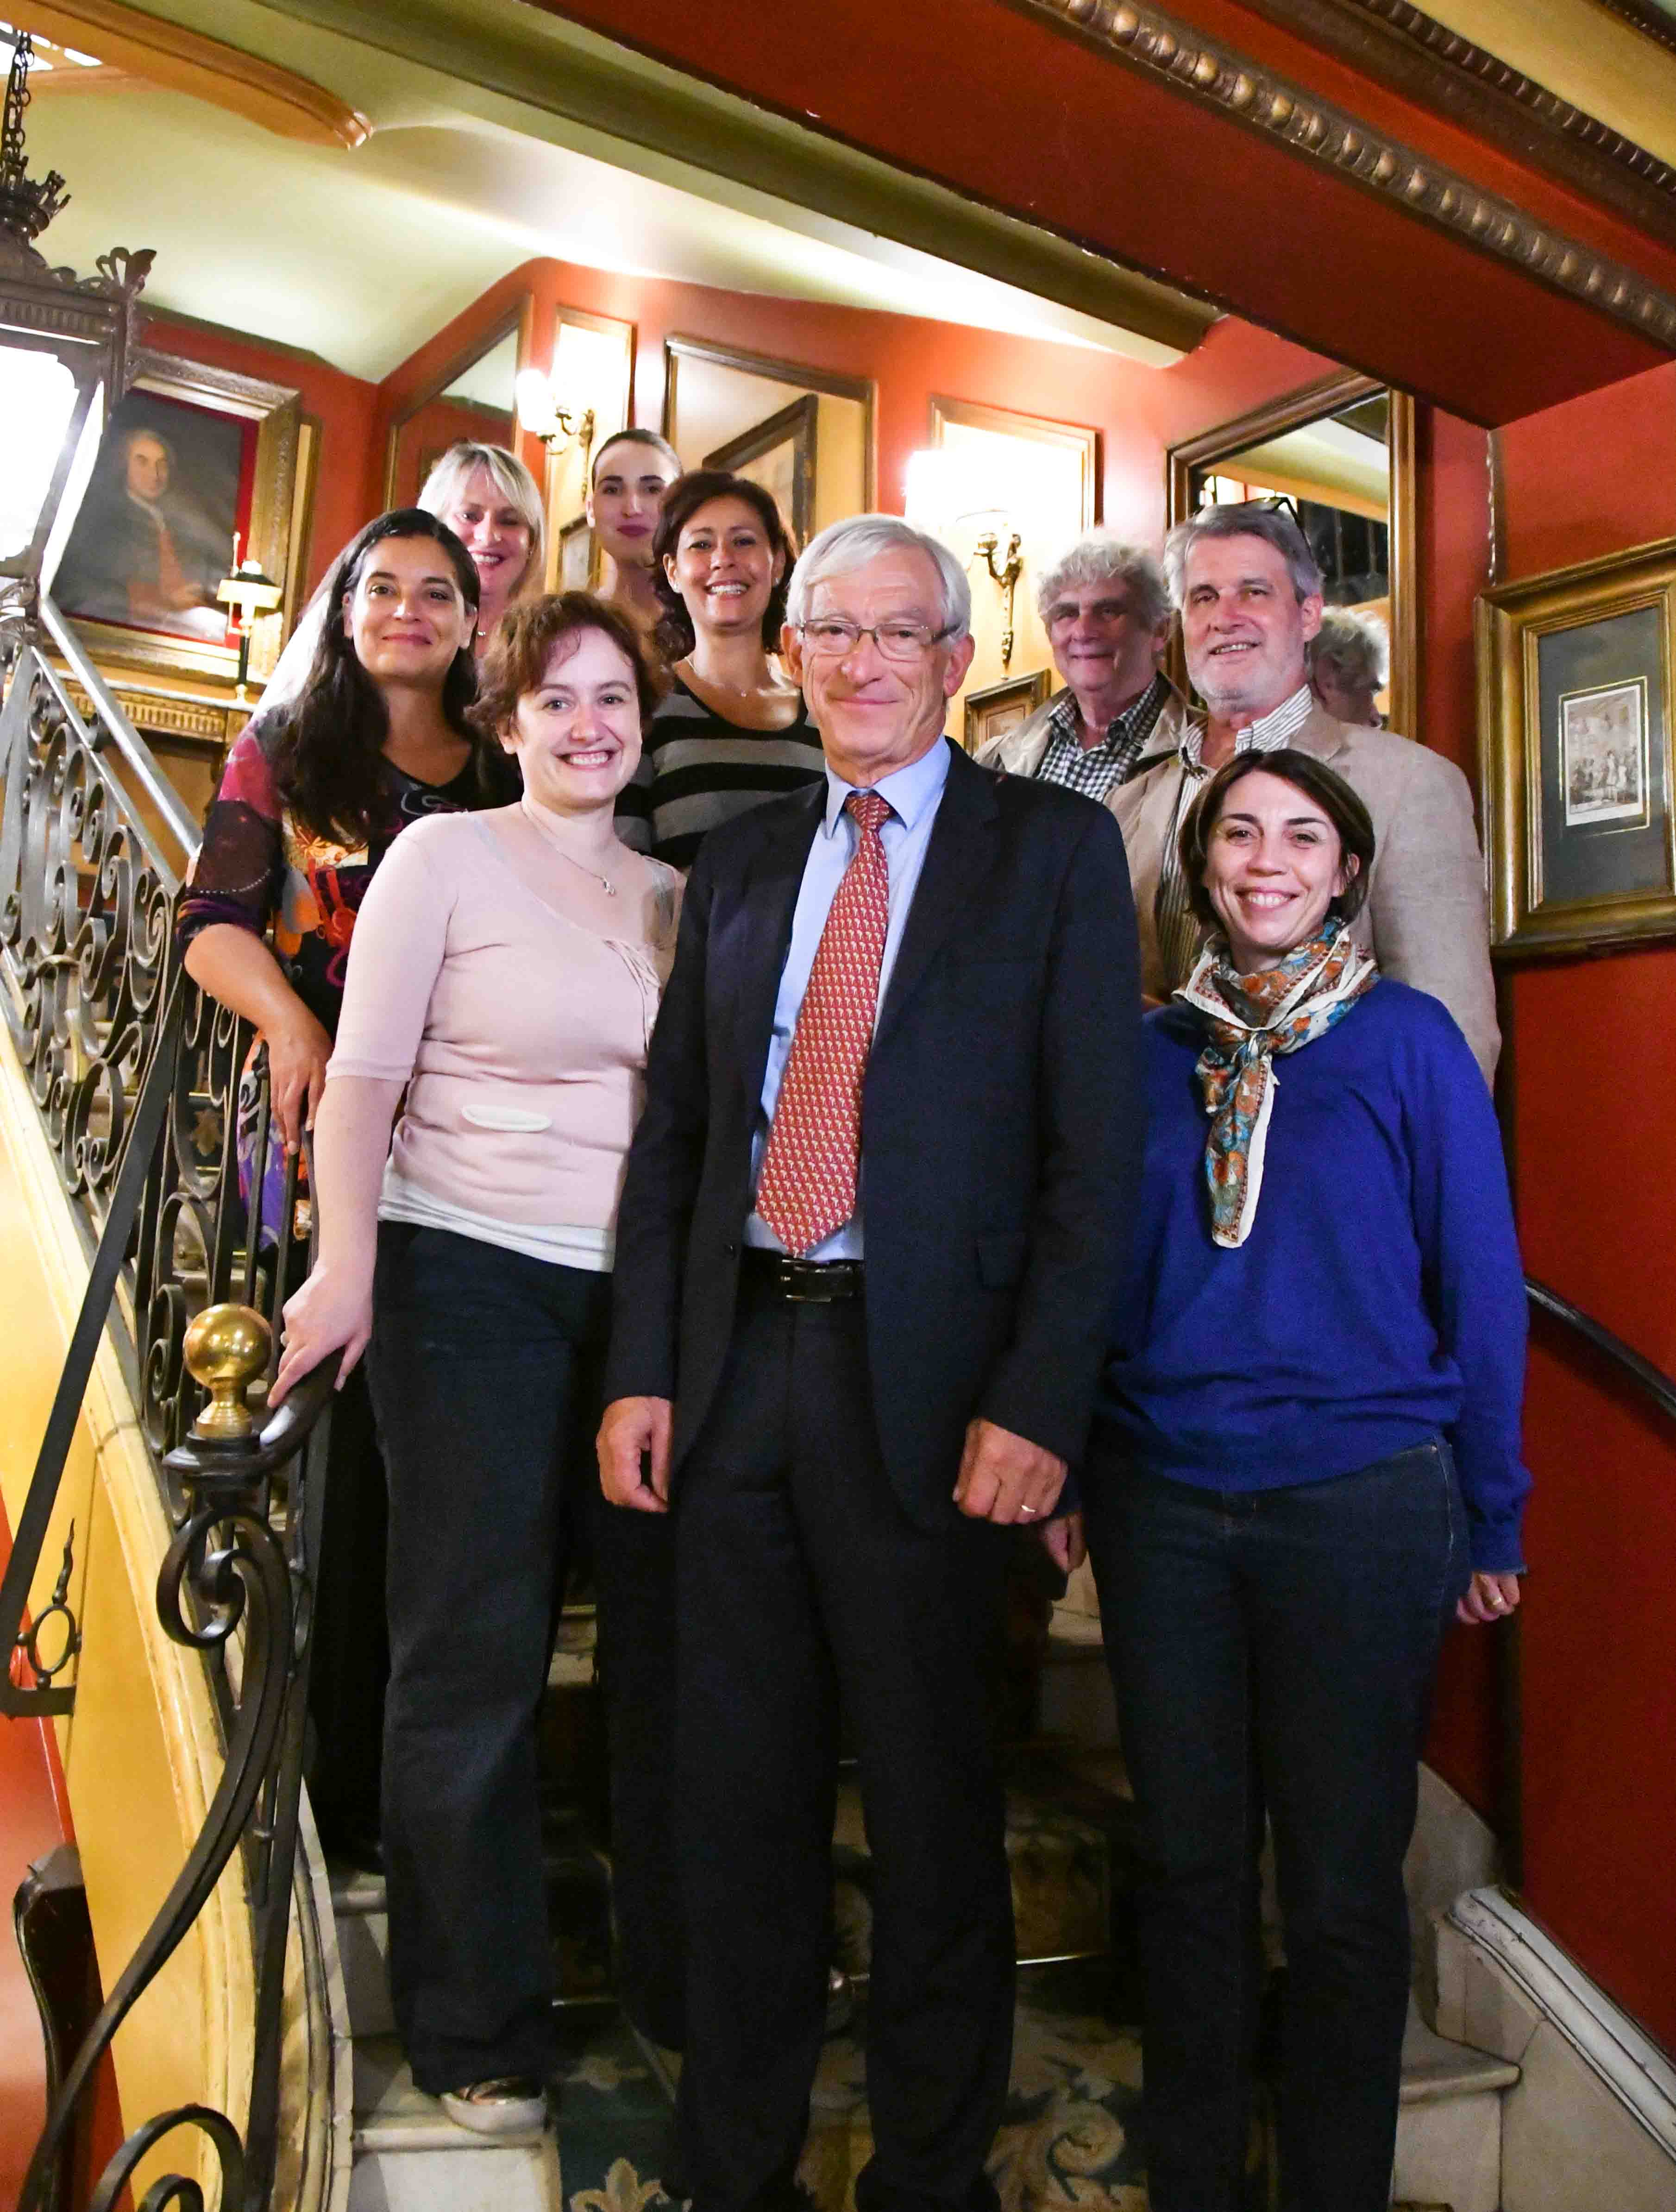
[[4, 627, 339, 2207]]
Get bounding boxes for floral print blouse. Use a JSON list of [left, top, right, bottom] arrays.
[[176, 715, 484, 1036]]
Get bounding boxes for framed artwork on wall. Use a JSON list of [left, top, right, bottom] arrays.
[[1477, 537, 1676, 957], [558, 515, 596, 591], [704, 393, 818, 544], [50, 351, 302, 684], [963, 668, 1051, 755]]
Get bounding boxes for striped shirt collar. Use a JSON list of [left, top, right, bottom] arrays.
[[1180, 681, 1314, 769]]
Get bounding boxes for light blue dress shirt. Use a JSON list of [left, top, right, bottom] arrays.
[[744, 737, 953, 1260]]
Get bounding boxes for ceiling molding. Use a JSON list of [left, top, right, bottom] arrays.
[[1019, 0, 1676, 349], [16, 0, 370, 146], [1234, 0, 1676, 242], [1594, 1, 1676, 60]]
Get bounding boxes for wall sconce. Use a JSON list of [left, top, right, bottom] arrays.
[[515, 367, 595, 460], [904, 453, 1026, 669], [0, 31, 151, 638], [969, 516, 1025, 671], [215, 535, 283, 701]]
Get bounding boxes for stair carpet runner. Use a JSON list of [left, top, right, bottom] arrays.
[[336, 1611, 1519, 2212]]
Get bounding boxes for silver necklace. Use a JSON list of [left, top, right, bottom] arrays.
[[522, 799, 618, 894]]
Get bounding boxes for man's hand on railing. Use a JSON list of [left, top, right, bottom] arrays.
[[265, 1008, 333, 1154], [271, 1261, 373, 1405], [1457, 1570, 1522, 1626]]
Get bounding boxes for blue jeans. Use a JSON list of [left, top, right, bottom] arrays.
[[1083, 1435, 1472, 2212]]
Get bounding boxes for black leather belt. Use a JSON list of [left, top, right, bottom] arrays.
[[739, 1248, 865, 1302]]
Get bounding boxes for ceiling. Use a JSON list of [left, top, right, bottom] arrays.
[[16, 0, 1212, 383]]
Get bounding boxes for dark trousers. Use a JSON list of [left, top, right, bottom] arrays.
[[304, 1361, 388, 1853], [368, 1222, 610, 2093], [674, 1287, 1015, 2212], [592, 1503, 686, 2048], [1083, 1436, 1472, 2212]]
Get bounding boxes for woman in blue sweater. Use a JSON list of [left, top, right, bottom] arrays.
[[1082, 748, 1529, 2212]]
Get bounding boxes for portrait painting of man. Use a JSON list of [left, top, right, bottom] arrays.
[[52, 389, 248, 645]]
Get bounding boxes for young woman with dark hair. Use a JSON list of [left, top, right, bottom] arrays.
[[272, 592, 682, 2133], [616, 467, 824, 868], [176, 508, 507, 1862], [587, 429, 682, 636]]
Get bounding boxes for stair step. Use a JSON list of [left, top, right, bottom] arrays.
[[1392, 2002, 1519, 2212], [352, 2034, 549, 2151], [1400, 2005, 1521, 2105]]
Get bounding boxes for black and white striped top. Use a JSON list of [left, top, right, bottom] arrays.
[[615, 674, 826, 869]]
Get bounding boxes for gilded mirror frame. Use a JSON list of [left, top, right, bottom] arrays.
[[662, 335, 877, 512], [382, 294, 533, 510], [1165, 371, 1418, 740]]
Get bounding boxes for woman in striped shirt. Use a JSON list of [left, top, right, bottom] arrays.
[[616, 468, 824, 868]]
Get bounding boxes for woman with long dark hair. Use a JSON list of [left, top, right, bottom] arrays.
[[616, 467, 824, 867], [177, 507, 508, 1859]]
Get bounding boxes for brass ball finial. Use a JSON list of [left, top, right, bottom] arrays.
[[183, 1304, 272, 1440]]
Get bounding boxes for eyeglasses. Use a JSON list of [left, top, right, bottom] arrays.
[[795, 618, 959, 662]]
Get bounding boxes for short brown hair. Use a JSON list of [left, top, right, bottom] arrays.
[[652, 469, 796, 659], [1179, 748, 1375, 930], [471, 592, 669, 739]]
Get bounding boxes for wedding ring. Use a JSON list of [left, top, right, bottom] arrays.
[[1020, 1506, 1037, 1518]]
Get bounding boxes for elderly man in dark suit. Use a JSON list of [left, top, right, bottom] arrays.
[[598, 513, 1142, 2212]]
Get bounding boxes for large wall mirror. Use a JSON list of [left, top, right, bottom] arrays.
[[663, 336, 874, 547], [1168, 373, 1417, 737], [383, 296, 530, 509]]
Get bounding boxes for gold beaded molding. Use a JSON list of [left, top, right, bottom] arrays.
[[1020, 0, 1676, 350]]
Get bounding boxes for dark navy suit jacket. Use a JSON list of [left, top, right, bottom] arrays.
[[603, 738, 1145, 1530]]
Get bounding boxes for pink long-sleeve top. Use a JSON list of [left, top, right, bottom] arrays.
[[326, 803, 681, 1265]]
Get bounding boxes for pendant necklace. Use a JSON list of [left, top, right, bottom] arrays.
[[522, 797, 618, 894]]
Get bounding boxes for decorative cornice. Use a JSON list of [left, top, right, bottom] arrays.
[[1021, 0, 1676, 350], [1596, 0, 1676, 62], [1239, 0, 1676, 239]]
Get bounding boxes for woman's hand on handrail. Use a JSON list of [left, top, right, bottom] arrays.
[[1457, 1570, 1522, 1626], [271, 1260, 373, 1406], [264, 1007, 333, 1153]]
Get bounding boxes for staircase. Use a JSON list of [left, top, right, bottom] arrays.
[[320, 1600, 1532, 2212]]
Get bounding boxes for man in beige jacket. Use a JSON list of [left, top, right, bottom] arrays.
[[1114, 501, 1499, 1082]]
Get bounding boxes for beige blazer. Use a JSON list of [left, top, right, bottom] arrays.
[[1109, 701, 1500, 1082]]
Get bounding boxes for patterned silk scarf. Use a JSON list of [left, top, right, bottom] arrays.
[[1174, 917, 1379, 1248]]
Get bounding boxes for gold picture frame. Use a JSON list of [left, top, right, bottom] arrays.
[[705, 393, 818, 544], [1477, 536, 1676, 958], [963, 669, 1052, 755], [54, 348, 304, 685]]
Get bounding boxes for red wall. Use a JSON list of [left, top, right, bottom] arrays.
[[1421, 363, 1676, 2053], [377, 257, 1337, 545]]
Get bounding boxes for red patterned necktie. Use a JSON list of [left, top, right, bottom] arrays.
[[756, 789, 894, 1257]]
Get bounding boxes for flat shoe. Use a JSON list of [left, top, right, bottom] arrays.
[[439, 2076, 546, 2136]]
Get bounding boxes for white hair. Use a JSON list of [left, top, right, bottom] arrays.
[[1310, 607, 1389, 692], [785, 514, 971, 640], [1163, 502, 1323, 611], [1035, 532, 1169, 631], [418, 441, 546, 591]]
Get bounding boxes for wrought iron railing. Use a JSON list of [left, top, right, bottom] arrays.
[[0, 603, 338, 2212]]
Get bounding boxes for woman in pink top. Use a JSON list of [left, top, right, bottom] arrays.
[[275, 594, 680, 2134]]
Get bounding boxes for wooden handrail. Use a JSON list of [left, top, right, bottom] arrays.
[[1525, 1276, 1676, 1427]]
